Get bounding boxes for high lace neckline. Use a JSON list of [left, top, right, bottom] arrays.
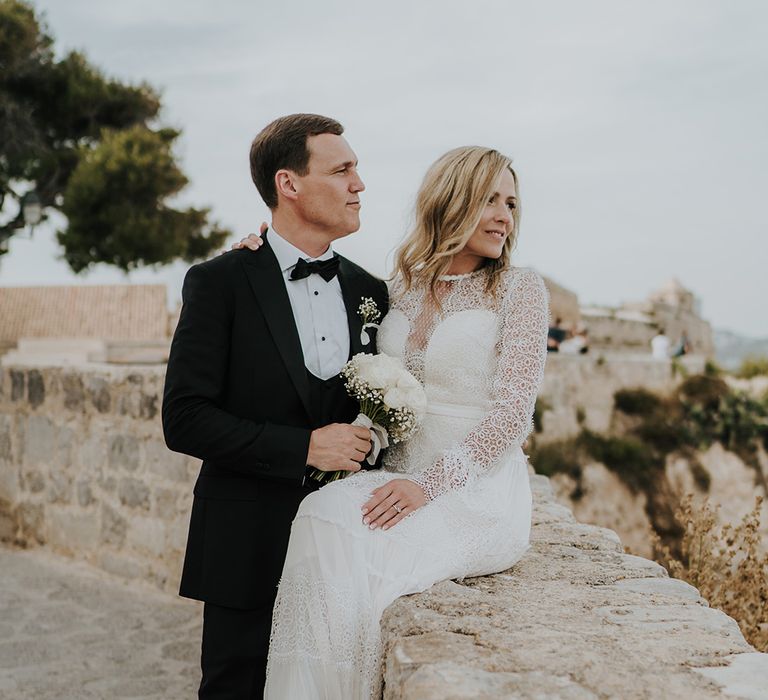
[[437, 268, 487, 282]]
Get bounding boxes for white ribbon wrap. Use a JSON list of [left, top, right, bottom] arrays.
[[352, 412, 389, 465], [359, 322, 380, 346]]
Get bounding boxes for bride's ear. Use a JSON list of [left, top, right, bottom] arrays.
[[275, 170, 299, 202]]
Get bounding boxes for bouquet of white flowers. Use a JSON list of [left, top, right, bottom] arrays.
[[308, 352, 427, 484]]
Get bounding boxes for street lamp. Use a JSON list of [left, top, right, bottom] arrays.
[[21, 191, 42, 231]]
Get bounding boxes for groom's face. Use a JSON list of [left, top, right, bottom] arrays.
[[292, 134, 365, 238]]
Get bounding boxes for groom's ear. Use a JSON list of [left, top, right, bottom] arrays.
[[275, 169, 299, 202]]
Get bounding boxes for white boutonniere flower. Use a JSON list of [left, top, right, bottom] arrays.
[[358, 297, 381, 346]]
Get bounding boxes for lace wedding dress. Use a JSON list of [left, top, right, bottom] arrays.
[[264, 267, 549, 699]]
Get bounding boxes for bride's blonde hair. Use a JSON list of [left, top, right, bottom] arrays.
[[393, 146, 520, 302]]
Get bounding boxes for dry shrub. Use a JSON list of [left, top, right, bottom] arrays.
[[653, 494, 768, 651]]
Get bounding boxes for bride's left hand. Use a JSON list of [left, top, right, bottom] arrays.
[[229, 222, 267, 252], [361, 479, 426, 531]]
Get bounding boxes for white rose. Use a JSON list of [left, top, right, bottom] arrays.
[[396, 372, 421, 390], [383, 387, 408, 409], [403, 387, 427, 417], [357, 354, 403, 389]]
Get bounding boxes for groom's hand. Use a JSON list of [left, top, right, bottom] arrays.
[[307, 423, 371, 473]]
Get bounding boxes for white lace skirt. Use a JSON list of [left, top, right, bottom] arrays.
[[264, 448, 532, 700]]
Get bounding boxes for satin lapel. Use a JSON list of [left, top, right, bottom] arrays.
[[337, 257, 365, 359], [240, 238, 312, 419]]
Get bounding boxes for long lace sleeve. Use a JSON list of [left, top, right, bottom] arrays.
[[412, 269, 549, 500]]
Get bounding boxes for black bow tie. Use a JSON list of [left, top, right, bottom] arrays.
[[289, 255, 340, 282]]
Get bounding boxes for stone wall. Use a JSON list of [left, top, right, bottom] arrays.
[[2, 360, 767, 697], [583, 308, 714, 357], [0, 354, 706, 592], [381, 474, 768, 699], [0, 363, 196, 592]]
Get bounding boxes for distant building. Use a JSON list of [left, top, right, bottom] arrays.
[[542, 276, 580, 328], [582, 278, 713, 357], [0, 285, 170, 364]]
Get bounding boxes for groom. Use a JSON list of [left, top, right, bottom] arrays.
[[162, 113, 389, 698]]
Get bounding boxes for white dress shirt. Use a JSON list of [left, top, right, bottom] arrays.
[[268, 226, 350, 380]]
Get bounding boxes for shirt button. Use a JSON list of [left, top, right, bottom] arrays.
[[321, 336, 326, 341], [314, 291, 319, 296]]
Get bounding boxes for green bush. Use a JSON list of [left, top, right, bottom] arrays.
[[614, 388, 662, 417], [688, 456, 712, 491], [704, 360, 722, 377], [528, 439, 582, 480], [578, 430, 660, 493], [737, 356, 768, 379], [677, 375, 729, 411], [636, 416, 686, 453]]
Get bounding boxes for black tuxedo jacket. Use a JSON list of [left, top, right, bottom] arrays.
[[162, 238, 388, 609]]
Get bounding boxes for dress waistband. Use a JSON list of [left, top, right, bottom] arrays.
[[426, 402, 488, 420]]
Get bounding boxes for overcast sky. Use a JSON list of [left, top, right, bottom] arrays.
[[3, 0, 766, 337]]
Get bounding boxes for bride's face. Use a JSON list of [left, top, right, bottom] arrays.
[[465, 168, 517, 262]]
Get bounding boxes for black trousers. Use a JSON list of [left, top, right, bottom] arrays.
[[199, 602, 273, 700]]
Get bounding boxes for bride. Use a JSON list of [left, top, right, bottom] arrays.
[[240, 145, 548, 699]]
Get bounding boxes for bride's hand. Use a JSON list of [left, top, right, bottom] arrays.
[[228, 222, 267, 252], [361, 479, 426, 531]]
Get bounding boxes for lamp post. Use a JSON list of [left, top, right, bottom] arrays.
[[21, 191, 43, 231], [0, 191, 43, 253]]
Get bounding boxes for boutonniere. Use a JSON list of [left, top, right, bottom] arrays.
[[358, 297, 381, 346]]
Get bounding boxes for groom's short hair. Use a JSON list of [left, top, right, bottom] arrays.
[[250, 114, 344, 209]]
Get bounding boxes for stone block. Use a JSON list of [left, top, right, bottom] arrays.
[[694, 652, 768, 700], [46, 507, 100, 553], [22, 469, 45, 493], [27, 370, 45, 408], [146, 439, 192, 483], [118, 477, 150, 510], [108, 435, 140, 472], [529, 473, 553, 497], [61, 373, 85, 411], [47, 469, 73, 504], [23, 415, 56, 467], [398, 663, 598, 700], [97, 474, 117, 494], [76, 480, 94, 507], [531, 501, 576, 525], [116, 389, 142, 419], [99, 551, 150, 581], [609, 577, 701, 603], [0, 505, 17, 541], [17, 501, 44, 544], [593, 603, 744, 637], [140, 394, 158, 420], [126, 515, 167, 558], [0, 463, 20, 502], [166, 515, 189, 553], [530, 520, 623, 552], [101, 503, 127, 546], [78, 434, 106, 472], [86, 377, 111, 413], [56, 427, 75, 470], [0, 415, 12, 461], [153, 487, 181, 518], [10, 370, 24, 402]]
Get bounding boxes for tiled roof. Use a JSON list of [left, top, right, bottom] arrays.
[[0, 285, 168, 342]]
